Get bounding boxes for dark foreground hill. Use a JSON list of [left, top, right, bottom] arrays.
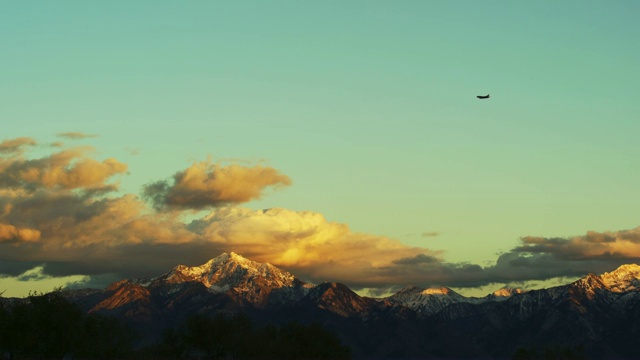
[[0, 291, 350, 359]]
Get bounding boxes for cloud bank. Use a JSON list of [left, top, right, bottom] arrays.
[[484, 229, 640, 283], [1, 136, 639, 294]]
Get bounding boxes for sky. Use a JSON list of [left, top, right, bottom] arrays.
[[1, 1, 640, 298]]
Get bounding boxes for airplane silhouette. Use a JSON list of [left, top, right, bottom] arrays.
[[477, 94, 490, 99]]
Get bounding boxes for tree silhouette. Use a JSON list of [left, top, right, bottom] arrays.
[[149, 313, 351, 359], [1, 290, 350, 359], [0, 290, 134, 358], [513, 345, 587, 360]]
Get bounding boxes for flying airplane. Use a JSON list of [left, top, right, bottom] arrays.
[[477, 94, 490, 99]]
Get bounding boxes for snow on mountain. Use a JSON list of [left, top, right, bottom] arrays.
[[481, 287, 527, 302], [491, 287, 526, 298], [558, 264, 640, 304], [159, 252, 296, 290], [385, 265, 640, 316], [385, 285, 529, 315], [149, 252, 311, 306], [386, 286, 476, 315], [599, 263, 640, 292], [89, 251, 640, 319]]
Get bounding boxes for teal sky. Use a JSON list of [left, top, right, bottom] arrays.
[[1, 1, 640, 296]]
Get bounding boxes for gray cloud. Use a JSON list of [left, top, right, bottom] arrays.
[[369, 257, 487, 288], [0, 260, 45, 278], [480, 228, 640, 283], [392, 254, 440, 265]]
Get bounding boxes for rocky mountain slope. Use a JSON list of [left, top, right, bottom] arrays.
[[149, 252, 312, 307]]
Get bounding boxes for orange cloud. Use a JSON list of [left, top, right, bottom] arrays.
[[0, 137, 37, 154], [188, 207, 439, 286], [0, 146, 127, 191], [0, 223, 41, 242], [1, 192, 198, 250], [144, 161, 292, 210]]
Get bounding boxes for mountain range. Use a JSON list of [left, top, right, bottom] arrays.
[[28, 253, 640, 358]]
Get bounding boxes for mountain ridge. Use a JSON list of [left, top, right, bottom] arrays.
[[89, 253, 640, 314], [17, 253, 640, 359]]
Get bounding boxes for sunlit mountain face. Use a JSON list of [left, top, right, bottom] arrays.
[[10, 252, 638, 359]]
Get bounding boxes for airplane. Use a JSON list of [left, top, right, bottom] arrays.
[[477, 94, 490, 99]]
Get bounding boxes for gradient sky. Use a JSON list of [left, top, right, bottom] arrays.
[[1, 1, 639, 297]]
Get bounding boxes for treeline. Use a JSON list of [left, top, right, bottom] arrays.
[[512, 345, 587, 360], [145, 313, 351, 359], [0, 290, 134, 359], [0, 291, 351, 359]]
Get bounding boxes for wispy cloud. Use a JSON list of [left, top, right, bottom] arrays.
[[421, 232, 440, 238], [56, 132, 98, 140], [125, 147, 141, 155], [0, 137, 37, 154]]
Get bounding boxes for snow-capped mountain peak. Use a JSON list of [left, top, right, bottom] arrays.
[[420, 287, 454, 296], [599, 263, 640, 292], [162, 252, 297, 291], [386, 286, 470, 315], [492, 287, 526, 297], [144, 252, 315, 307]]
